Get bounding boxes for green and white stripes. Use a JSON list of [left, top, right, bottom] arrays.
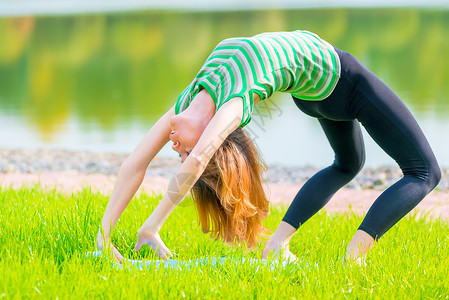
[[175, 30, 341, 127]]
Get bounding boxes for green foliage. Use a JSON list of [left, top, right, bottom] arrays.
[[0, 186, 448, 298]]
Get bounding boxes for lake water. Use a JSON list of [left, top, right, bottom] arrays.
[[0, 8, 448, 167]]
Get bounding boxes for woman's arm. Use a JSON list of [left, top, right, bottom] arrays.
[[133, 97, 244, 256], [97, 106, 175, 252]]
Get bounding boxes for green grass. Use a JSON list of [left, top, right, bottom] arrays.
[[0, 185, 448, 299]]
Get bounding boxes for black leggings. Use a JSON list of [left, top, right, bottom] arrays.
[[281, 47, 441, 240]]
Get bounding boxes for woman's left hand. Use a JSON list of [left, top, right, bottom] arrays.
[[133, 229, 173, 261]]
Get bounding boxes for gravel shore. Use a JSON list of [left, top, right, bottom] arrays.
[[1, 147, 448, 191]]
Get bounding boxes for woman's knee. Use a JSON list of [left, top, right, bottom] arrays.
[[404, 158, 442, 191], [334, 150, 366, 179], [426, 160, 442, 190]]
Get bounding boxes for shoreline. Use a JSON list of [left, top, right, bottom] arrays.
[[1, 147, 448, 191], [1, 147, 448, 220]]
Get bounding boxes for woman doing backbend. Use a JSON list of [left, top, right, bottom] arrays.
[[96, 30, 441, 263]]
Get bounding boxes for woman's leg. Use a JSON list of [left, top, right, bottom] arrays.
[[334, 50, 441, 261], [280, 48, 440, 262], [345, 71, 441, 263], [281, 118, 366, 229], [263, 118, 366, 261], [349, 59, 442, 241]]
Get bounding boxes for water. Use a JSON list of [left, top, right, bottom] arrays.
[[0, 8, 448, 167]]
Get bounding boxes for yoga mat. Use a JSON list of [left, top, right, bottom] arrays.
[[86, 251, 297, 272]]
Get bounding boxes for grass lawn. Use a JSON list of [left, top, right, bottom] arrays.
[[0, 186, 448, 299]]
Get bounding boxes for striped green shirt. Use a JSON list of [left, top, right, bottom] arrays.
[[175, 30, 341, 127]]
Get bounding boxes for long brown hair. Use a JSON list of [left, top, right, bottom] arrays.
[[191, 127, 272, 250]]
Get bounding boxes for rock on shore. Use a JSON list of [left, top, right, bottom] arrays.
[[1, 147, 448, 191]]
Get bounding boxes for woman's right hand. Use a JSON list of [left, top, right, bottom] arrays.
[[133, 229, 173, 261], [96, 229, 124, 264]]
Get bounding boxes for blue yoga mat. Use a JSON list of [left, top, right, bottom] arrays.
[[86, 251, 297, 272]]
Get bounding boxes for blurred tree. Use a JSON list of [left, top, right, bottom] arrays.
[[0, 8, 448, 141], [0, 17, 34, 64]]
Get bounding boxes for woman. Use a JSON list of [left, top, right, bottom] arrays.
[[96, 30, 441, 264]]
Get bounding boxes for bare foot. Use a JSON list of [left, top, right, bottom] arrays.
[[284, 250, 299, 263], [345, 230, 375, 265], [262, 240, 298, 262]]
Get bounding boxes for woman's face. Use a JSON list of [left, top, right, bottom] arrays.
[[169, 114, 201, 162]]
